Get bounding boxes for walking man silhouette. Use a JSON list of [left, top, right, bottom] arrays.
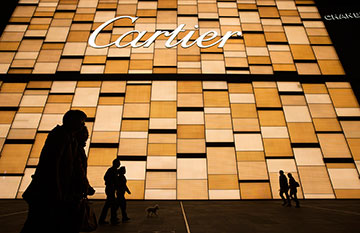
[[279, 170, 291, 207], [115, 166, 131, 222], [288, 173, 300, 208], [99, 159, 121, 225]]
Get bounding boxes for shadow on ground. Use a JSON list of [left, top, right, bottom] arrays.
[[1, 200, 359, 233]]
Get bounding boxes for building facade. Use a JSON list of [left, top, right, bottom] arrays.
[[0, 0, 359, 200]]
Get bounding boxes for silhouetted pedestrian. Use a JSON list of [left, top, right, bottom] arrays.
[[99, 159, 121, 225], [279, 170, 291, 207], [74, 126, 95, 199], [288, 173, 300, 208], [115, 166, 131, 222], [21, 110, 87, 233]]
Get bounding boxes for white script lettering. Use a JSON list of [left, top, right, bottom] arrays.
[[88, 16, 242, 49]]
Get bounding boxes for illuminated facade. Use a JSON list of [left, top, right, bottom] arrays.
[[0, 0, 359, 200]]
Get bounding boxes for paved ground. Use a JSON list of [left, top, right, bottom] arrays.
[[1, 200, 360, 233]]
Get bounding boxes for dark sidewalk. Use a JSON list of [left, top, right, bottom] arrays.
[[1, 200, 359, 233]]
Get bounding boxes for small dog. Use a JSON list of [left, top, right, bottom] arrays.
[[145, 204, 159, 217]]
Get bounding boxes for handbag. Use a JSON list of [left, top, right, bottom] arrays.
[[79, 198, 98, 232]]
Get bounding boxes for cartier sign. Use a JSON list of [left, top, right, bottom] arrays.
[[89, 16, 243, 49]]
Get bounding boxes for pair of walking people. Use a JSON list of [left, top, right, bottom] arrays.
[[99, 159, 131, 225], [279, 170, 300, 208]]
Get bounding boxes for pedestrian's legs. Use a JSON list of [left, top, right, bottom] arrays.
[[118, 196, 128, 220], [292, 190, 300, 207], [110, 199, 119, 223], [279, 189, 287, 205], [284, 189, 291, 206]]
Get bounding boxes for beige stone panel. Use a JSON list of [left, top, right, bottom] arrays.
[[0, 93, 22, 107], [261, 126, 289, 139], [240, 183, 272, 199], [72, 88, 100, 107], [312, 46, 339, 60], [206, 129, 234, 142], [177, 158, 207, 179], [12, 113, 41, 129], [305, 94, 332, 104], [18, 168, 36, 193], [313, 118, 341, 132], [177, 112, 204, 125], [234, 134, 263, 151], [101, 81, 126, 93], [254, 89, 281, 108], [239, 12, 260, 23], [177, 139, 206, 154], [178, 94, 203, 107], [146, 172, 176, 189], [62, 42, 87, 56], [263, 138, 293, 157], [318, 134, 352, 158], [287, 123, 318, 143], [283, 106, 312, 122], [147, 156, 176, 170], [123, 104, 150, 118], [266, 159, 297, 173], [126, 180, 145, 199], [125, 85, 151, 103], [144, 189, 176, 200], [29, 133, 47, 158], [0, 144, 31, 173], [120, 161, 146, 180], [148, 134, 176, 144], [336, 108, 360, 117], [284, 26, 310, 44], [294, 148, 324, 166], [45, 27, 69, 42], [207, 147, 237, 174], [88, 148, 117, 166], [154, 49, 176, 66], [209, 190, 240, 200], [208, 175, 238, 190], [7, 129, 36, 140], [91, 132, 119, 144], [50, 81, 76, 93], [151, 81, 177, 101], [38, 114, 63, 131], [205, 114, 232, 129], [341, 121, 360, 138], [177, 125, 204, 139], [0, 124, 10, 137], [308, 104, 336, 118], [328, 168, 360, 189], [201, 61, 226, 74], [121, 120, 148, 132], [149, 118, 176, 130], [148, 144, 176, 156], [177, 180, 208, 200], [258, 111, 286, 126], [232, 118, 259, 132], [94, 106, 122, 131], [150, 102, 176, 118], [204, 91, 229, 107], [328, 89, 359, 108], [44, 103, 70, 114], [118, 139, 147, 156], [202, 81, 228, 90], [0, 176, 22, 198], [299, 166, 333, 195], [238, 161, 269, 180], [280, 96, 306, 106]]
